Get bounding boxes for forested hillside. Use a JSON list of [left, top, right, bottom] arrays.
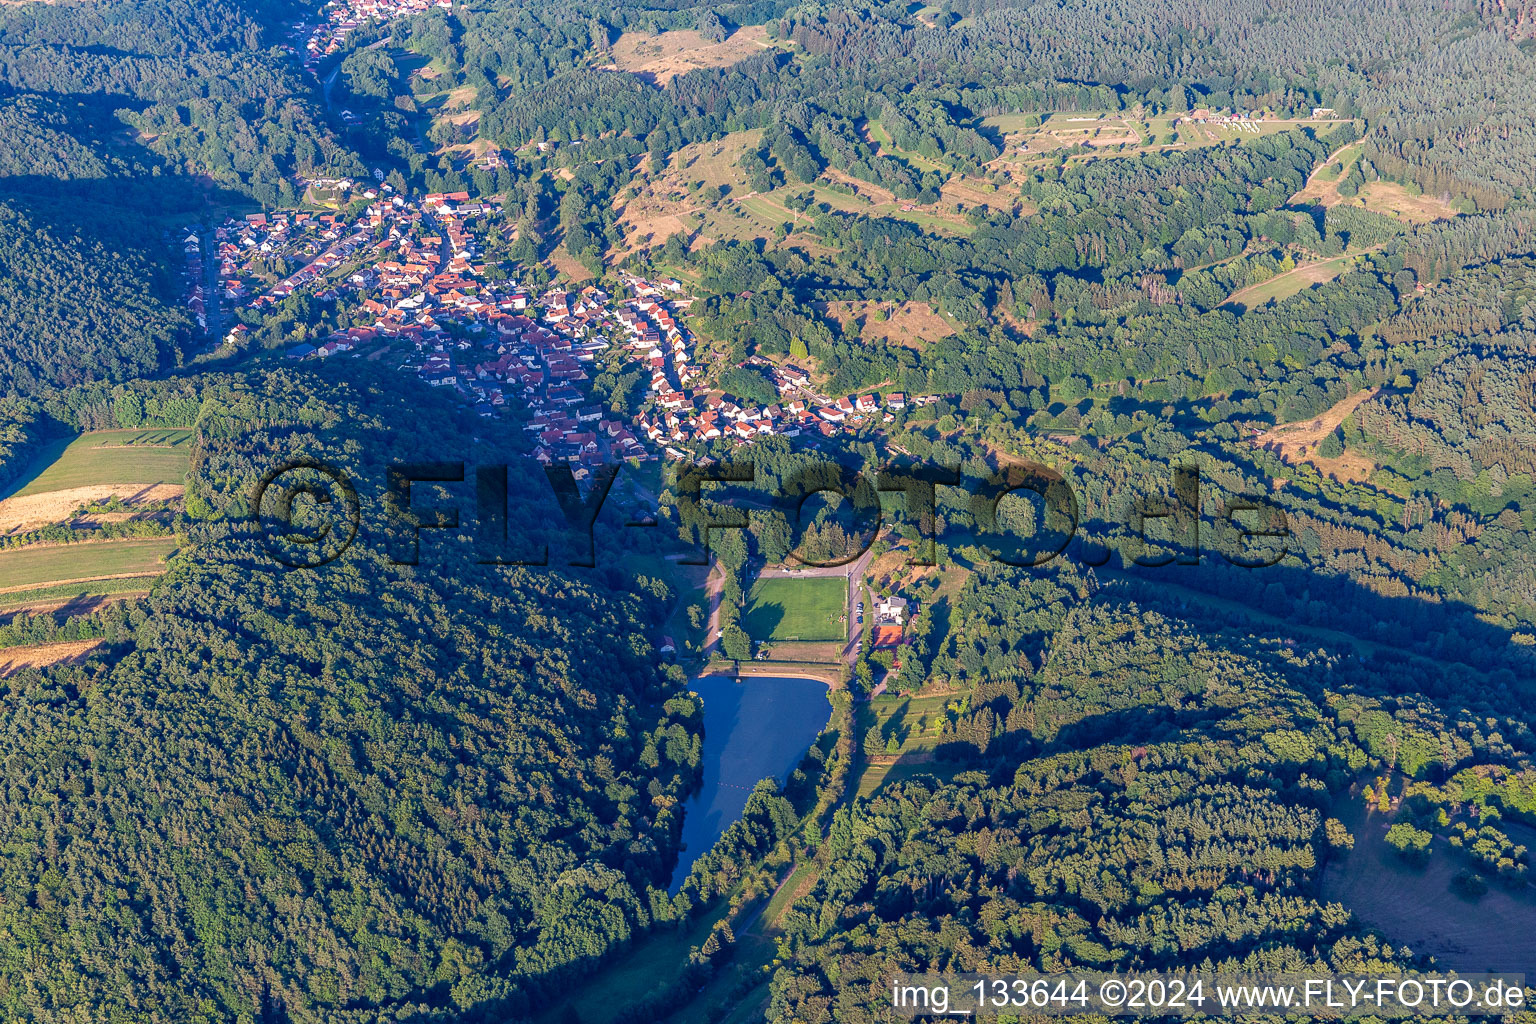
[[0, 0, 358, 204], [0, 0, 359, 398], [0, 203, 187, 393], [4, 0, 1536, 1020], [772, 588, 1399, 1016], [0, 371, 700, 1022]]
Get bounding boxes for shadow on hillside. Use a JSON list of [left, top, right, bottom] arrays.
[[1087, 536, 1535, 692], [368, 515, 1536, 1024]]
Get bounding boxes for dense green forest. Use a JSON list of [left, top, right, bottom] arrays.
[[0, 370, 711, 1022], [0, 202, 188, 393], [3, 0, 1536, 1020], [0, 0, 358, 399]]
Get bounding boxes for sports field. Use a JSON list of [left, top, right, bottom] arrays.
[[9, 430, 191, 497], [742, 576, 846, 642], [0, 538, 177, 592]]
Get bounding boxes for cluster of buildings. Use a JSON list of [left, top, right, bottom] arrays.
[[1176, 109, 1271, 133], [299, 0, 451, 70], [635, 387, 920, 458], [607, 271, 933, 455], [871, 595, 910, 648], [212, 184, 506, 326], [179, 231, 209, 333], [201, 179, 942, 479]]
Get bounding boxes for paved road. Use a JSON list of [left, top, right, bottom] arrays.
[[840, 546, 875, 665], [202, 221, 222, 346]]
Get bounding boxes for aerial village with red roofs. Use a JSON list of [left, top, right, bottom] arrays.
[[299, 0, 452, 70], [184, 178, 942, 482]]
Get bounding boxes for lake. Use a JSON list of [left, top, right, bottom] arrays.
[[668, 674, 832, 891]]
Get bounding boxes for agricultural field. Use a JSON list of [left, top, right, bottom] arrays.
[[0, 577, 157, 614], [6, 429, 191, 497], [0, 639, 103, 677], [0, 429, 188, 610], [742, 576, 845, 642], [0, 430, 189, 534], [0, 538, 178, 593], [605, 26, 775, 84]]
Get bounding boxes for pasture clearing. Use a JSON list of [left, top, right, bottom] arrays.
[[670, 131, 761, 189], [817, 299, 956, 348], [855, 754, 960, 798], [533, 896, 741, 1024], [858, 692, 955, 755], [616, 129, 980, 254], [986, 112, 1321, 170], [742, 576, 845, 642], [1321, 790, 1536, 971], [862, 119, 949, 173], [1291, 144, 1459, 223], [1254, 388, 1381, 483], [803, 172, 975, 234], [614, 132, 759, 251], [1355, 181, 1460, 223], [548, 246, 596, 283], [606, 26, 773, 84], [1222, 253, 1361, 310], [940, 175, 1019, 213]]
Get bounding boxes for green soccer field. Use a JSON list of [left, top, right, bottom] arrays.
[[742, 576, 847, 642], [10, 430, 192, 497]]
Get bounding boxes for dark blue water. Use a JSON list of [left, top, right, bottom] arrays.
[[668, 675, 832, 891]]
